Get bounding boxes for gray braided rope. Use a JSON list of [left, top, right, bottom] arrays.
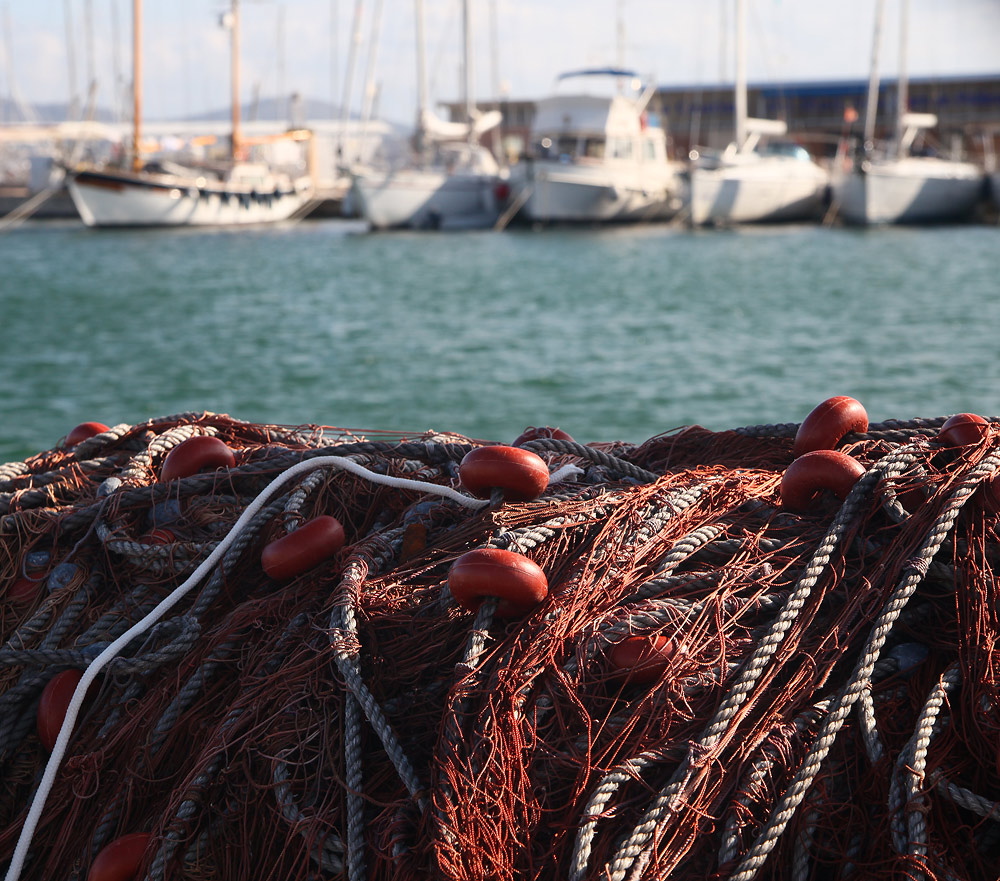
[[602, 445, 921, 881], [726, 450, 1000, 881], [520, 438, 660, 483], [272, 758, 346, 873]]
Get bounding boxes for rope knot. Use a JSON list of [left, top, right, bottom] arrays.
[[903, 556, 930, 577]]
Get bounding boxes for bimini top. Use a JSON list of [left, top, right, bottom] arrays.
[[556, 67, 643, 82], [553, 68, 649, 100]]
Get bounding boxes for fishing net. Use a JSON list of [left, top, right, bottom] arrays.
[[1, 409, 1000, 881]]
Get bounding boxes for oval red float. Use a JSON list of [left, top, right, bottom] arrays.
[[261, 515, 346, 580], [448, 548, 548, 616], [608, 634, 676, 684], [459, 446, 549, 501], [159, 436, 236, 483], [511, 426, 574, 446], [938, 413, 989, 448], [6, 576, 40, 605], [780, 450, 866, 512], [793, 396, 868, 457], [87, 832, 151, 881], [37, 669, 84, 752], [66, 422, 110, 447]]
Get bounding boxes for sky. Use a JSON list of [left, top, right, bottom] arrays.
[[2, 0, 999, 125]]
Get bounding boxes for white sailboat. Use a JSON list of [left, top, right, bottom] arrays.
[[831, 0, 983, 226], [688, 0, 829, 227], [350, 0, 503, 231], [66, 0, 314, 228], [507, 68, 685, 224]]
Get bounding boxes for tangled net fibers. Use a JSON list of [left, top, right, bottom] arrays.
[[2, 406, 1000, 881]]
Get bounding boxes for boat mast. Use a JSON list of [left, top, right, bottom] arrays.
[[894, 0, 910, 157], [231, 0, 242, 161], [862, 0, 885, 152], [462, 0, 474, 142], [132, 0, 142, 171], [734, 0, 746, 151]]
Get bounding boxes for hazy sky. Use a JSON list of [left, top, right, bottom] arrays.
[[3, 0, 999, 124]]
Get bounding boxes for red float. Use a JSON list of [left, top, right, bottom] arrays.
[[608, 634, 676, 684], [780, 450, 866, 512], [144, 528, 176, 545], [448, 548, 549, 616], [511, 425, 574, 446], [87, 832, 151, 881], [159, 436, 236, 483], [938, 413, 989, 447], [793, 396, 868, 457], [6, 576, 40, 605], [261, 515, 346, 580], [37, 669, 84, 752], [459, 446, 549, 501], [65, 422, 109, 447]]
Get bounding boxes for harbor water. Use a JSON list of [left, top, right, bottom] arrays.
[[0, 218, 998, 463]]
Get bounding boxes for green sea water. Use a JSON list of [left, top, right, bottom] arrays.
[[1, 218, 998, 462]]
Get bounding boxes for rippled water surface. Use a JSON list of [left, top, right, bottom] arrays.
[[1, 218, 998, 461]]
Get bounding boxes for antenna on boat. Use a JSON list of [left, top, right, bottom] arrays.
[[862, 0, 885, 154]]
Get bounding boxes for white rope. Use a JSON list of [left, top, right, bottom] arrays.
[[3, 455, 488, 881]]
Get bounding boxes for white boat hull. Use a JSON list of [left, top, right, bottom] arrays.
[[515, 161, 684, 223], [67, 168, 312, 228], [833, 157, 983, 225], [689, 156, 829, 226], [352, 167, 500, 230]]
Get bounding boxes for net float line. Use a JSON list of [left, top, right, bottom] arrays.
[[1, 406, 1000, 880]]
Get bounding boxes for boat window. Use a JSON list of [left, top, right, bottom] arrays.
[[583, 138, 606, 159], [643, 139, 659, 161], [760, 142, 812, 161], [556, 136, 579, 158], [610, 138, 633, 160]]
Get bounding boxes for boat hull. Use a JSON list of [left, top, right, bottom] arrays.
[[352, 167, 500, 230], [514, 161, 684, 224], [689, 157, 829, 226], [67, 169, 312, 228], [833, 157, 983, 225]]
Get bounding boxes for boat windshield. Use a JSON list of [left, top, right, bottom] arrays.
[[553, 69, 645, 99], [758, 142, 813, 161]]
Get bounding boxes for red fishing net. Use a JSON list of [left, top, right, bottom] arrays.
[[1, 408, 999, 881]]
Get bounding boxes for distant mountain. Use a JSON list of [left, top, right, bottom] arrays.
[[0, 96, 360, 125]]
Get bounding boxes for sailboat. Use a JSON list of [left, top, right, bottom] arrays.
[[831, 0, 983, 226], [506, 68, 685, 224], [350, 0, 504, 231], [66, 0, 314, 228], [687, 0, 829, 226]]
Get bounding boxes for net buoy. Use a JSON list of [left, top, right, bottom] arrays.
[[159, 436, 236, 483], [65, 422, 109, 447], [87, 833, 151, 881], [938, 413, 989, 447], [37, 670, 84, 752], [5, 576, 39, 606], [793, 396, 868, 457], [608, 634, 676, 684], [261, 515, 346, 580], [459, 446, 549, 501], [447, 548, 548, 616], [780, 449, 865, 512], [512, 425, 574, 446]]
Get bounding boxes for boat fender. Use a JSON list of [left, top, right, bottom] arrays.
[[459, 446, 549, 501], [780, 449, 865, 512], [261, 515, 346, 580], [793, 396, 868, 457], [447, 548, 548, 616]]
